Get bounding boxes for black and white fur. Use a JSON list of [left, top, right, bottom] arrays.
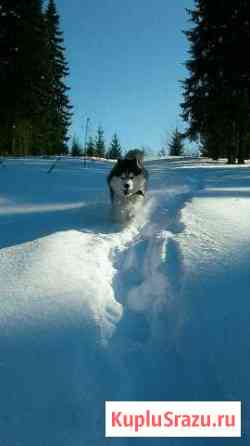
[[107, 150, 149, 221]]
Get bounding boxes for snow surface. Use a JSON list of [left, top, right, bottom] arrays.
[[0, 157, 250, 445]]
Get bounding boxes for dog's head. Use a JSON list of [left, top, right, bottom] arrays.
[[109, 157, 145, 198]]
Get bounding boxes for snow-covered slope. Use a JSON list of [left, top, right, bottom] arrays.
[[0, 157, 249, 445]]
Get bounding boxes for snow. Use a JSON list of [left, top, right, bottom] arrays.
[[0, 157, 250, 445]]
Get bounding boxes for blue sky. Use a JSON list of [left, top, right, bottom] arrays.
[[56, 0, 195, 153]]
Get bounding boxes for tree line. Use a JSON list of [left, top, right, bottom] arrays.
[[182, 0, 250, 163], [73, 126, 186, 160], [2, 0, 250, 162], [72, 127, 123, 160], [0, 0, 71, 156]]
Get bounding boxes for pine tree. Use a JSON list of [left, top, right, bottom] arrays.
[[158, 147, 167, 158], [0, 0, 47, 155], [43, 0, 72, 155], [182, 0, 250, 164], [0, 0, 71, 156], [0, 0, 16, 153], [71, 136, 82, 156], [95, 126, 106, 158], [86, 136, 96, 157], [107, 133, 122, 159], [168, 129, 185, 156]]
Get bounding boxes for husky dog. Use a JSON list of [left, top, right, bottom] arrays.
[[107, 150, 149, 221]]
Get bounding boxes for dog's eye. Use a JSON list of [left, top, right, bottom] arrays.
[[121, 173, 126, 179], [129, 174, 134, 179]]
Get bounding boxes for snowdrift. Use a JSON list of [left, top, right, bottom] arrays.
[[0, 157, 249, 445]]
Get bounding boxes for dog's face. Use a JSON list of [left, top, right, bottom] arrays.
[[110, 158, 145, 199]]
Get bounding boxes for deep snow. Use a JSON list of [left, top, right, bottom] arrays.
[[0, 157, 249, 445]]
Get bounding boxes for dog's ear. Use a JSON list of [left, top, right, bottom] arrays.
[[136, 159, 143, 169], [130, 158, 142, 170]]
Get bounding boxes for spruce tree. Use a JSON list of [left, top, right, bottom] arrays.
[[0, 0, 16, 153], [158, 147, 167, 158], [44, 0, 72, 155], [71, 136, 82, 156], [168, 129, 185, 156], [95, 126, 106, 158], [182, 0, 250, 164], [86, 136, 96, 157], [0, 0, 47, 155], [107, 133, 122, 159]]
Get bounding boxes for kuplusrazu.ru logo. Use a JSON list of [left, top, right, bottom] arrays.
[[105, 401, 241, 437]]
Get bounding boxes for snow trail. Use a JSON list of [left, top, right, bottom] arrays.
[[108, 161, 202, 345]]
